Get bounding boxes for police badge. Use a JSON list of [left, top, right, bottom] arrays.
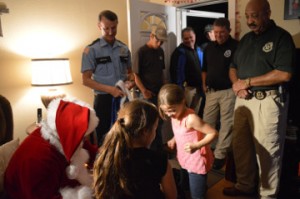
[[262, 42, 273, 53], [254, 90, 266, 100]]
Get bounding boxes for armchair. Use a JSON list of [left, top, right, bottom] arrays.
[[0, 95, 13, 145], [0, 95, 18, 198]]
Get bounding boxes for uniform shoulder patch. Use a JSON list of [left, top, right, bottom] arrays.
[[84, 47, 90, 54]]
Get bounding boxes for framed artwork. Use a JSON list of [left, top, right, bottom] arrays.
[[284, 0, 300, 19]]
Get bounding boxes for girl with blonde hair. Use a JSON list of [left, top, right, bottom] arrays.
[[158, 84, 217, 199]]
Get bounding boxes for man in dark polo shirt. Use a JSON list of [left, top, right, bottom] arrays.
[[223, 0, 295, 198], [201, 18, 238, 170]]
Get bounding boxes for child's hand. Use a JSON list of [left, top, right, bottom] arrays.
[[167, 138, 176, 150], [142, 89, 154, 99], [184, 142, 199, 154], [125, 80, 135, 90]]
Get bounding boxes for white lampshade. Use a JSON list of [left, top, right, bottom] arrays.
[[31, 58, 72, 86], [31, 58, 72, 107]]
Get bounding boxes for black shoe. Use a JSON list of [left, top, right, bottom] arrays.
[[223, 186, 256, 197], [212, 158, 225, 170]]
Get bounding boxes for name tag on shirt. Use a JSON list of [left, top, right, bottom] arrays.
[[96, 56, 112, 64], [120, 56, 129, 63]]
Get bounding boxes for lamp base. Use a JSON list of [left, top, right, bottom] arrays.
[[41, 88, 65, 108]]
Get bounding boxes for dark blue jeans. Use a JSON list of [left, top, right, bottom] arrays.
[[188, 172, 207, 199]]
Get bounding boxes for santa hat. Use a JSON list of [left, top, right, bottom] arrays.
[[41, 98, 91, 162], [56, 100, 90, 162]]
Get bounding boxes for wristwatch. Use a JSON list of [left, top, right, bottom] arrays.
[[244, 78, 251, 88]]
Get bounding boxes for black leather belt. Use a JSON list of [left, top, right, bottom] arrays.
[[252, 90, 279, 100]]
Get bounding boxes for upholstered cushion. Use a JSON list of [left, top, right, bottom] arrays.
[[0, 139, 19, 192]]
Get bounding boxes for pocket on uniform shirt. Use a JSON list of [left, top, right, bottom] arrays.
[[120, 56, 129, 63], [120, 56, 129, 74], [95, 56, 112, 75], [96, 56, 112, 64]]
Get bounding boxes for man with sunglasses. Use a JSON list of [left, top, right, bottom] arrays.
[[133, 26, 167, 151]]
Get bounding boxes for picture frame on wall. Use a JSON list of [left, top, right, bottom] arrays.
[[284, 0, 300, 19]]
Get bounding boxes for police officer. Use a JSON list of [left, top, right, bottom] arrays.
[[223, 0, 295, 198], [81, 10, 134, 146], [202, 18, 238, 170]]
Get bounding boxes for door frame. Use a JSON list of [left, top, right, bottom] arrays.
[[177, 0, 236, 39], [176, 9, 225, 45]]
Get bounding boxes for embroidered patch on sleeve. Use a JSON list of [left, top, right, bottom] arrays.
[[84, 47, 90, 54]]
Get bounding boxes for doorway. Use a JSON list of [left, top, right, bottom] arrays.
[[180, 2, 228, 47]]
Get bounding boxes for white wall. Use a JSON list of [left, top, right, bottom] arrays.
[[0, 0, 128, 141]]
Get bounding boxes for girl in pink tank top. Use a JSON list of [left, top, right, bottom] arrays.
[[158, 84, 217, 199]]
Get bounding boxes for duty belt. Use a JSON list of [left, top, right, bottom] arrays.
[[252, 90, 279, 100]]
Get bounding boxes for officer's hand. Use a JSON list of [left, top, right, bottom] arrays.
[[233, 79, 249, 94], [111, 87, 125, 98], [236, 89, 251, 99], [142, 89, 153, 99]]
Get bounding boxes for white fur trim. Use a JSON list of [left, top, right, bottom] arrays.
[[46, 97, 94, 135], [46, 98, 61, 133], [40, 121, 64, 155], [85, 110, 99, 136], [67, 148, 93, 187], [78, 186, 93, 199], [66, 165, 78, 179], [40, 97, 97, 156], [60, 186, 93, 199]]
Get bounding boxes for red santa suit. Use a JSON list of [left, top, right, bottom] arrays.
[[4, 98, 98, 199]]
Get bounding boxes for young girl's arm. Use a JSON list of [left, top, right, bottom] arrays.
[[184, 113, 217, 154], [167, 137, 176, 150], [161, 161, 177, 199]]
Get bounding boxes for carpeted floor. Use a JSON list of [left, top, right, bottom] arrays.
[[207, 169, 225, 188]]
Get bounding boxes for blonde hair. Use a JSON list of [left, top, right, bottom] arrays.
[[158, 84, 185, 120], [93, 99, 158, 199]]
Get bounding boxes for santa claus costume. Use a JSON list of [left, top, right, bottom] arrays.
[[4, 98, 99, 199]]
